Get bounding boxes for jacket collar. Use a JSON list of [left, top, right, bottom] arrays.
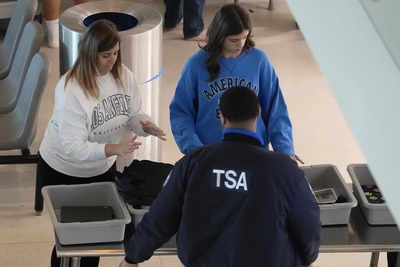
[[223, 128, 264, 147]]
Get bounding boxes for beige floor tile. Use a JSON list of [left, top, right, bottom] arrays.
[[0, 242, 54, 267], [159, 255, 182, 267], [263, 39, 366, 182], [159, 253, 390, 267], [315, 252, 388, 267], [100, 255, 162, 267], [0, 204, 54, 244]]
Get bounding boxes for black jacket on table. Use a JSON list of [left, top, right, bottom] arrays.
[[125, 129, 321, 267]]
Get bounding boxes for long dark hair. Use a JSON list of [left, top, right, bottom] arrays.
[[203, 4, 255, 82], [65, 20, 123, 99]]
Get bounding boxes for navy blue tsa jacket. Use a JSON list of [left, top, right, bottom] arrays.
[[125, 130, 321, 267]]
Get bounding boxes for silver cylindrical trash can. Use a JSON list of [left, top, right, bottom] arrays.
[[59, 0, 162, 162]]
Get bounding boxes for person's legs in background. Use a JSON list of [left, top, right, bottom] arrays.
[[42, 0, 92, 48], [42, 0, 61, 48], [164, 0, 206, 41], [164, 0, 183, 30], [182, 0, 206, 41], [387, 252, 398, 267]]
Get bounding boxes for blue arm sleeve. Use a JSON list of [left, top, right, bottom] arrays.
[[169, 63, 204, 154], [287, 168, 321, 266], [259, 55, 295, 155], [125, 157, 187, 263]]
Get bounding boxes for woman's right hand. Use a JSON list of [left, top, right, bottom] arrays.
[[105, 135, 142, 157]]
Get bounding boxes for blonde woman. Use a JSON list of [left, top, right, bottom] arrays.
[[38, 20, 165, 267]]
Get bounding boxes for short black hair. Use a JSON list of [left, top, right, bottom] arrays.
[[219, 86, 259, 122]]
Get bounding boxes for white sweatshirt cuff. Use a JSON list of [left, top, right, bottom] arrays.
[[93, 143, 107, 159]]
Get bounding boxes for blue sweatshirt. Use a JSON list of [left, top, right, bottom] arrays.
[[169, 47, 294, 155], [125, 130, 321, 267]]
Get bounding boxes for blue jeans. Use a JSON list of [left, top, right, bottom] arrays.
[[164, 0, 205, 39]]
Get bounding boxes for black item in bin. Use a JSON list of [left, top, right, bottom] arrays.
[[347, 164, 396, 225], [361, 184, 385, 204], [116, 160, 174, 208], [60, 206, 114, 223]]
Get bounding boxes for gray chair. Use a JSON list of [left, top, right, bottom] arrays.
[[0, 51, 48, 215], [0, 20, 43, 114], [0, 0, 38, 79], [0, 52, 48, 152]]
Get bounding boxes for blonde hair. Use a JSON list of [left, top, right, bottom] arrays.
[[65, 20, 123, 99]]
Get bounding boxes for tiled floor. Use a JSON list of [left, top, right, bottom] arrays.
[[0, 0, 390, 266]]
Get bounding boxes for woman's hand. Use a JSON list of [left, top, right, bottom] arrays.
[[119, 259, 138, 267], [105, 135, 141, 157], [140, 120, 167, 141], [290, 155, 304, 165]]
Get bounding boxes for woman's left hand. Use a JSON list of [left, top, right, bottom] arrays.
[[119, 259, 138, 267], [290, 155, 304, 165], [140, 120, 167, 141]]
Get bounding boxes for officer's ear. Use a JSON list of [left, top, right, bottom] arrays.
[[220, 113, 227, 128]]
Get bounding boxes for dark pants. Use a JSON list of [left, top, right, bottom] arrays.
[[388, 252, 398, 267], [164, 0, 205, 39], [37, 155, 116, 267], [123, 219, 136, 254]]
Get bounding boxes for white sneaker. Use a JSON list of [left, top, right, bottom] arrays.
[[44, 19, 59, 48]]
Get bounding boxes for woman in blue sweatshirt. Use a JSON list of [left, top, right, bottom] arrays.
[[170, 4, 302, 163]]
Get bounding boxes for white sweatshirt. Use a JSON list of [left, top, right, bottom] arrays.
[[39, 65, 151, 177]]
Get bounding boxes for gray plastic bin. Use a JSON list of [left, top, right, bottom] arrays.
[[347, 164, 396, 225], [301, 164, 357, 225], [42, 182, 131, 245], [127, 204, 150, 227]]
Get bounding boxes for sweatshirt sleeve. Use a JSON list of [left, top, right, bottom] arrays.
[[169, 60, 204, 154], [125, 156, 187, 263], [125, 69, 152, 137], [259, 53, 295, 156], [59, 88, 106, 162], [286, 165, 321, 266]]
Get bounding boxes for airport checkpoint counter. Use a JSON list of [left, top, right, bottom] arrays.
[[55, 206, 400, 267]]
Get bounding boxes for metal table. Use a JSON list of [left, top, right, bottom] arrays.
[[56, 207, 400, 267], [320, 207, 400, 266]]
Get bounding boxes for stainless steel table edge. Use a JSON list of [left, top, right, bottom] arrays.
[[57, 243, 400, 257], [56, 245, 176, 258], [320, 245, 400, 253]]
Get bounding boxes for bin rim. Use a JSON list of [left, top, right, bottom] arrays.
[[60, 0, 162, 35], [41, 182, 131, 226]]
